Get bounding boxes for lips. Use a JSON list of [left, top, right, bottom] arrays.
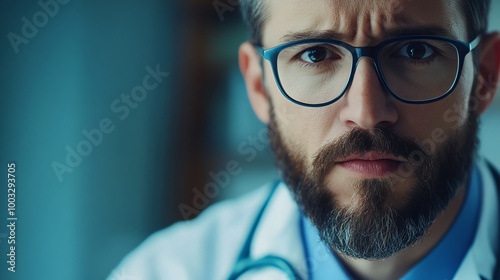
[[336, 152, 405, 177]]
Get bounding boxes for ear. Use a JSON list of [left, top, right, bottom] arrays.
[[239, 42, 271, 124], [474, 32, 500, 116]]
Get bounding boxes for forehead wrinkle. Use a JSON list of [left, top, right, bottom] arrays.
[[301, 0, 409, 45], [263, 0, 468, 47], [344, 1, 405, 44]]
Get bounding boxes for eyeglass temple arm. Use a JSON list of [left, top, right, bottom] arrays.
[[469, 36, 481, 51], [252, 44, 267, 75], [253, 44, 266, 57]]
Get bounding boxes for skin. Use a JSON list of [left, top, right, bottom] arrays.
[[239, 0, 500, 279]]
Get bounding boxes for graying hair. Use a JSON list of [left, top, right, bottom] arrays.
[[239, 0, 268, 44], [240, 0, 491, 44]]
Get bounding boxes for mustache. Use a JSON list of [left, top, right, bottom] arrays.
[[312, 128, 427, 177]]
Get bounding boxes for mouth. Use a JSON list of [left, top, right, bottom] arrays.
[[336, 152, 405, 178]]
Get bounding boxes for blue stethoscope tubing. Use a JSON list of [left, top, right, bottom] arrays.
[[227, 163, 500, 279], [227, 181, 305, 280]]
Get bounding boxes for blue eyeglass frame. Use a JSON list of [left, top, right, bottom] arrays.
[[254, 35, 481, 107]]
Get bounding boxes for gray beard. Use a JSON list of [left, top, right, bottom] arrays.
[[268, 109, 478, 259]]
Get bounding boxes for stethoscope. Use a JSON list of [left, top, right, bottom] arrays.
[[227, 180, 305, 280], [226, 163, 500, 280]]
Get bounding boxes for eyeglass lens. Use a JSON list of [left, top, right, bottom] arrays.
[[275, 39, 459, 105]]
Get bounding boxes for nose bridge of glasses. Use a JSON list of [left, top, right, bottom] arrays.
[[353, 46, 381, 77], [352, 46, 384, 85], [354, 45, 379, 63]]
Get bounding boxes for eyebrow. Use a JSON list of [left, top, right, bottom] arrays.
[[279, 26, 456, 44]]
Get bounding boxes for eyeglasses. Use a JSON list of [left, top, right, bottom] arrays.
[[254, 35, 480, 107]]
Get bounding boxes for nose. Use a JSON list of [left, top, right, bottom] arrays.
[[339, 58, 398, 129]]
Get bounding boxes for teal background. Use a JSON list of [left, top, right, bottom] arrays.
[[0, 1, 182, 279], [0, 1, 499, 279]]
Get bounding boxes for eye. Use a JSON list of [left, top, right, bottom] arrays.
[[398, 42, 435, 60], [299, 46, 334, 63]]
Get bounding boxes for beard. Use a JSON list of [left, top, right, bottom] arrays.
[[268, 107, 479, 260]]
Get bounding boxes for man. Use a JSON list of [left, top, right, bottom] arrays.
[[109, 0, 500, 279]]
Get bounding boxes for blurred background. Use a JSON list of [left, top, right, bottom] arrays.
[[0, 0, 499, 279]]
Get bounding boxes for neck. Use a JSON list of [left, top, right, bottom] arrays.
[[334, 183, 467, 280]]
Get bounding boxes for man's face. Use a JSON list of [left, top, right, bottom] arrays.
[[259, 0, 479, 259]]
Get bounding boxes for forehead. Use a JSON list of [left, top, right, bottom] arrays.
[[262, 0, 467, 46]]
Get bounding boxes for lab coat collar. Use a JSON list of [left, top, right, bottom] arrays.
[[250, 182, 309, 279], [455, 159, 499, 279]]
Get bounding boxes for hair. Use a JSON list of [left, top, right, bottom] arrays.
[[239, 0, 491, 44], [459, 0, 491, 40], [239, 0, 268, 44]]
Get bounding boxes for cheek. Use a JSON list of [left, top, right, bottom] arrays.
[[264, 67, 341, 162], [439, 57, 475, 129], [457, 57, 477, 114], [401, 58, 475, 143]]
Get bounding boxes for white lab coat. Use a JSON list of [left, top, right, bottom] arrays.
[[108, 158, 499, 280]]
